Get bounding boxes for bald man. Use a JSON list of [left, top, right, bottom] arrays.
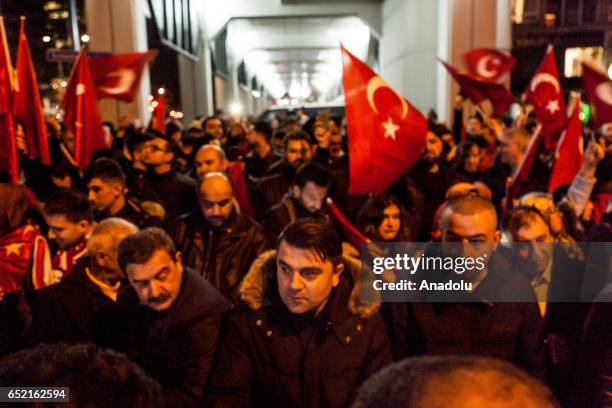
[[388, 196, 546, 379], [354, 356, 559, 408], [29, 218, 139, 345], [173, 172, 266, 302], [195, 144, 228, 177]]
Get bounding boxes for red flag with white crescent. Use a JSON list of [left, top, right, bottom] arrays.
[[439, 59, 514, 118], [0, 16, 18, 183], [462, 48, 516, 83], [61, 49, 106, 171], [13, 17, 51, 165], [341, 45, 428, 195], [548, 103, 584, 193], [525, 46, 567, 151], [581, 62, 612, 126], [90, 50, 157, 102]]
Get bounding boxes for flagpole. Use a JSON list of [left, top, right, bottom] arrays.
[[0, 16, 19, 183]]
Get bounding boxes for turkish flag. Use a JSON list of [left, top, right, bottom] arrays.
[[90, 50, 157, 102], [341, 45, 428, 195], [440, 59, 513, 118], [462, 48, 516, 83], [525, 46, 567, 151], [13, 17, 50, 165], [581, 62, 612, 126], [0, 17, 18, 183], [548, 103, 584, 193], [151, 94, 166, 133], [506, 124, 543, 212], [61, 49, 106, 171]]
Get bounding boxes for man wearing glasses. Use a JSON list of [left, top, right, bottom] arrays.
[[142, 133, 197, 228]]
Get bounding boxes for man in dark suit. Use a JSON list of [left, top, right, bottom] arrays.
[[118, 227, 228, 406], [28, 218, 139, 345]]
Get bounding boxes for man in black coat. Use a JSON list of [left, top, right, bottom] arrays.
[[86, 157, 162, 229], [244, 120, 282, 183], [505, 206, 590, 404], [28, 218, 139, 345], [142, 133, 197, 228], [261, 162, 330, 247], [174, 172, 266, 303], [401, 131, 457, 241], [252, 131, 313, 219], [388, 196, 546, 379], [205, 219, 392, 407], [119, 227, 228, 407]]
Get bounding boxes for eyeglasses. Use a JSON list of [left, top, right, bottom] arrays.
[[146, 144, 167, 153]]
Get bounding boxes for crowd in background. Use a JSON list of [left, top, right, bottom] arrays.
[[0, 96, 610, 407]]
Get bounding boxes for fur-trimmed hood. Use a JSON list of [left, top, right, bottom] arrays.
[[239, 250, 381, 318]]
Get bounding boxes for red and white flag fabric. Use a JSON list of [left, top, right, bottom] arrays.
[[61, 49, 106, 171], [341, 45, 428, 195], [440, 59, 514, 118], [0, 16, 18, 183], [525, 46, 567, 151], [462, 48, 516, 83], [90, 50, 157, 102], [506, 124, 543, 212], [581, 62, 612, 126], [548, 103, 584, 193], [13, 17, 50, 165]]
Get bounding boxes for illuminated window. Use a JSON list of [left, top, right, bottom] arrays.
[[512, 0, 540, 24], [43, 1, 62, 11], [564, 47, 604, 77]]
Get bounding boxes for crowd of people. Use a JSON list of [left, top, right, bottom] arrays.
[[0, 100, 610, 407]]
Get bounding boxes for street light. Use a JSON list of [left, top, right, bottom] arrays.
[[230, 102, 242, 115], [80, 34, 90, 43], [42, 36, 51, 43]]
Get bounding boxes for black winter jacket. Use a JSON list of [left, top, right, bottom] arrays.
[[173, 211, 266, 303], [205, 251, 392, 408]]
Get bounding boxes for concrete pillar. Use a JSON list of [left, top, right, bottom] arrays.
[[382, 0, 511, 123], [85, 0, 151, 126]]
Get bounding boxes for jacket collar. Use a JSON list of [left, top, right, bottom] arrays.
[[239, 250, 381, 319]]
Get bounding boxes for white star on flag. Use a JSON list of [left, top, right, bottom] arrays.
[[382, 117, 399, 140], [545, 99, 560, 114]]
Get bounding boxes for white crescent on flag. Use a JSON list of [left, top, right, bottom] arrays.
[[530, 72, 561, 94], [97, 68, 136, 95], [595, 82, 612, 106], [476, 56, 500, 78], [366, 76, 408, 119]]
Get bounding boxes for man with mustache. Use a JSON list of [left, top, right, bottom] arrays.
[[506, 206, 588, 405], [119, 227, 228, 406]]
